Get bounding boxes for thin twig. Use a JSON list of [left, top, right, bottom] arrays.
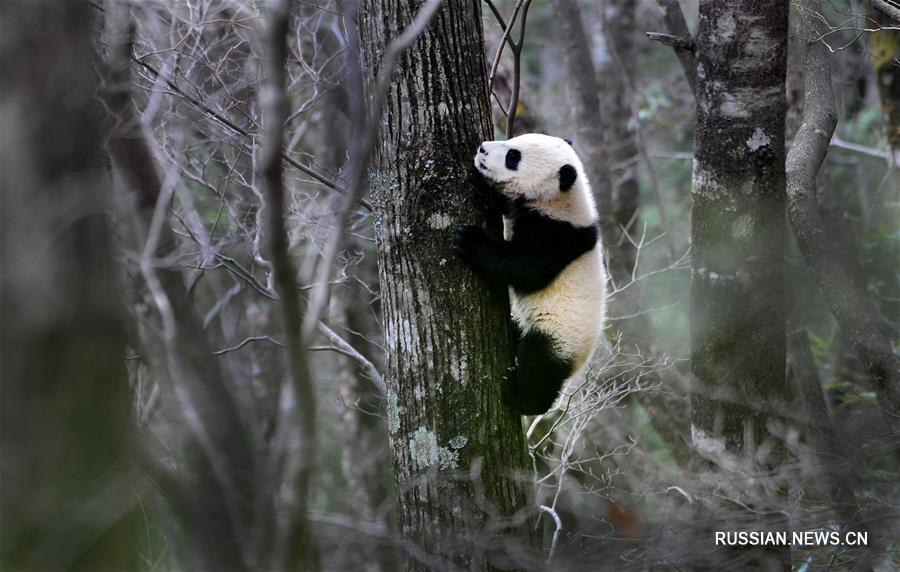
[[487, 0, 527, 99], [483, 0, 516, 49], [652, 0, 696, 94], [539, 505, 562, 563], [211, 335, 285, 355], [317, 322, 385, 393], [130, 55, 364, 205], [830, 136, 890, 160], [505, 0, 533, 138]]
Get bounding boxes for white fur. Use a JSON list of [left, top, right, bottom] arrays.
[[476, 134, 598, 227], [511, 248, 607, 368], [477, 133, 607, 372]]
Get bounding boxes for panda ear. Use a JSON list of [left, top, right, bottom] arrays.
[[563, 138, 574, 147], [559, 164, 577, 191]]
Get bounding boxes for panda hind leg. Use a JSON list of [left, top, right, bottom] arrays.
[[502, 329, 573, 415]]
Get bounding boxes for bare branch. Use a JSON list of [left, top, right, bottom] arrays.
[[318, 322, 386, 393], [258, 0, 318, 567], [129, 54, 356, 202], [645, 32, 694, 51], [487, 0, 528, 99], [873, 0, 900, 22], [830, 135, 891, 160], [483, 0, 516, 49], [652, 0, 697, 94], [211, 335, 285, 355], [538, 505, 562, 564], [505, 0, 533, 138]]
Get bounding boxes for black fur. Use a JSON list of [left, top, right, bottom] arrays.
[[453, 203, 597, 295], [559, 164, 577, 191], [502, 329, 574, 414], [505, 148, 522, 170]]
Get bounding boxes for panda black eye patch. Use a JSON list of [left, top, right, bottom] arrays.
[[559, 164, 577, 191], [505, 148, 522, 170]]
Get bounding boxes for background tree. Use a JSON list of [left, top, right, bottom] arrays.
[[690, 0, 789, 566], [0, 2, 138, 569]]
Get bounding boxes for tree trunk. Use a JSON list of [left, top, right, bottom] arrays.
[[691, 0, 788, 460], [690, 0, 789, 565], [359, 1, 530, 569], [0, 2, 138, 569]]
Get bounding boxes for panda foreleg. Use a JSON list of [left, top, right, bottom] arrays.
[[502, 329, 573, 415], [453, 224, 553, 292], [452, 224, 513, 285], [510, 319, 523, 345]]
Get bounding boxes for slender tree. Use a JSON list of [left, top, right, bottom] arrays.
[[359, 0, 530, 568], [600, 0, 640, 264]]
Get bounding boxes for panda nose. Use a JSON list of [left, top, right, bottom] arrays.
[[478, 145, 487, 155]]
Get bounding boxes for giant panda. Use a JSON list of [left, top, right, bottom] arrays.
[[453, 133, 608, 415]]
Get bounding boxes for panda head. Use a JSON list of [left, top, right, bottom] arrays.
[[473, 133, 583, 204]]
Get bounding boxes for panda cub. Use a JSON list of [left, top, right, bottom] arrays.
[[453, 133, 608, 415]]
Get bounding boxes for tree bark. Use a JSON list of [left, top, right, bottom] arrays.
[[691, 0, 788, 459], [690, 3, 789, 567], [359, 1, 530, 569], [0, 2, 138, 569]]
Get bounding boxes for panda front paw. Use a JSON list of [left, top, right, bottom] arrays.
[[452, 223, 486, 262], [500, 372, 527, 413]]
